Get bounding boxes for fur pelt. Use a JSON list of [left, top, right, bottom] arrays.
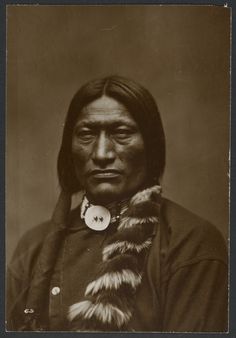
[[68, 185, 161, 331]]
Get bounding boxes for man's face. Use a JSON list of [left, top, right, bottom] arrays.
[[72, 95, 147, 204]]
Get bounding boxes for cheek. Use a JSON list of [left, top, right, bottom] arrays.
[[120, 141, 146, 174], [71, 143, 89, 170]]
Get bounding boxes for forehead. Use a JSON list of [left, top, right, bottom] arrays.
[[75, 96, 137, 126]]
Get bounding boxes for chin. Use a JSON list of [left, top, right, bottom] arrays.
[[87, 183, 125, 205]]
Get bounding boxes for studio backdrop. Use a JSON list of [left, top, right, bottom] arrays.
[[6, 5, 230, 261]]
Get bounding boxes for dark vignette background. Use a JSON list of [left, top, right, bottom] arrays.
[[6, 5, 230, 262]]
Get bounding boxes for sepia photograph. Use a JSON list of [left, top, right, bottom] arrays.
[[6, 4, 230, 332]]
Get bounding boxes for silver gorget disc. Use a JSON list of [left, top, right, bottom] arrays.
[[84, 205, 111, 231]]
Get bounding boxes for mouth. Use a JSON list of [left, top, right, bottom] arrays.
[[89, 169, 122, 179]]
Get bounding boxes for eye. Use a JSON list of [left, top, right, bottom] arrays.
[[113, 127, 134, 139], [74, 128, 95, 141]]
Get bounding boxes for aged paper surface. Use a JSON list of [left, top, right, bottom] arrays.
[[6, 4, 230, 333]]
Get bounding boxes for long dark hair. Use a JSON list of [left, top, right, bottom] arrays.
[[58, 75, 165, 194]]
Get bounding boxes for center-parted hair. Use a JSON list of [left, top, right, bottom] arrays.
[[58, 75, 165, 194]]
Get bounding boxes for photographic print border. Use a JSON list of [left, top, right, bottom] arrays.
[[1, 0, 235, 337]]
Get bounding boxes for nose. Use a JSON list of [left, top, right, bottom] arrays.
[[92, 131, 115, 166]]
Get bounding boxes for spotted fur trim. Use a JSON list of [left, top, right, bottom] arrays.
[[68, 300, 132, 325], [68, 185, 161, 331], [85, 269, 142, 296], [118, 216, 159, 229], [102, 239, 153, 261]]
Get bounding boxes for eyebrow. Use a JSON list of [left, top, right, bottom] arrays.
[[74, 119, 138, 129]]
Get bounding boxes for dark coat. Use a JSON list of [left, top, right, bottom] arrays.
[[6, 198, 228, 332]]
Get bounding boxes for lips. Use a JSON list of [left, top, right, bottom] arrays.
[[89, 169, 122, 179]]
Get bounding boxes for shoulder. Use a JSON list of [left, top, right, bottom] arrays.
[[8, 220, 56, 280], [158, 198, 227, 270], [16, 221, 56, 249], [8, 207, 81, 280]]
